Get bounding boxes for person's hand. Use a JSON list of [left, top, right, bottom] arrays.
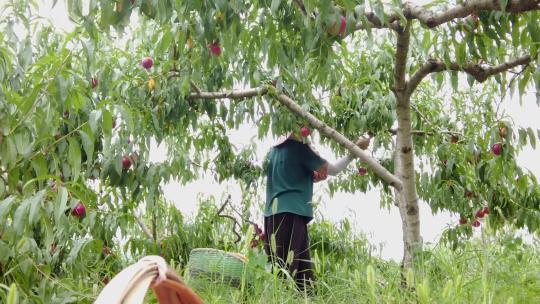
[[355, 137, 370, 150], [313, 170, 327, 182]]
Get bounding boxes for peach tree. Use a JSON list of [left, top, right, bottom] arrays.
[[82, 0, 539, 267], [1, 0, 540, 300]]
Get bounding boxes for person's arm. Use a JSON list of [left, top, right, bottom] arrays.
[[327, 155, 354, 176], [319, 136, 371, 176]]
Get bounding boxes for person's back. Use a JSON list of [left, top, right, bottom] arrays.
[[262, 132, 370, 292], [265, 139, 325, 219]]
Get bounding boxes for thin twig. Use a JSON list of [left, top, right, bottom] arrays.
[[215, 195, 242, 244], [134, 214, 154, 240], [410, 104, 464, 138], [190, 80, 201, 94]]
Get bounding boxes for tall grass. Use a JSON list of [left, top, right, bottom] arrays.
[[182, 206, 540, 304], [1, 199, 538, 303]]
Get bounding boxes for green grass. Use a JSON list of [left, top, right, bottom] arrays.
[[1, 204, 539, 304], [181, 224, 540, 304]]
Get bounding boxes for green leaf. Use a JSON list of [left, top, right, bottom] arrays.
[[421, 31, 431, 53], [527, 127, 536, 149], [114, 156, 122, 176], [66, 238, 87, 264], [7, 283, 18, 304], [450, 72, 458, 91], [158, 28, 173, 55], [14, 132, 31, 156], [67, 0, 84, 21], [518, 68, 531, 97], [0, 196, 16, 222], [475, 35, 487, 58], [31, 154, 48, 180], [79, 130, 94, 163], [121, 105, 135, 134], [0, 239, 13, 263], [102, 109, 113, 137], [5, 137, 17, 166], [456, 42, 466, 66], [55, 187, 68, 223], [270, 0, 281, 14], [527, 12, 540, 46], [89, 109, 102, 135], [372, 0, 385, 25], [511, 18, 520, 48], [13, 199, 30, 235], [0, 177, 4, 198], [28, 190, 46, 225], [68, 138, 81, 180], [518, 128, 527, 145], [498, 0, 508, 12]]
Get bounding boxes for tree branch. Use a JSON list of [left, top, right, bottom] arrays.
[[388, 129, 460, 137], [187, 84, 403, 190], [190, 80, 201, 94], [403, 0, 540, 28], [291, 0, 538, 36], [134, 214, 154, 240], [188, 87, 267, 100], [350, 0, 539, 34], [271, 90, 403, 190], [353, 12, 402, 32], [408, 55, 532, 94], [394, 21, 411, 94]]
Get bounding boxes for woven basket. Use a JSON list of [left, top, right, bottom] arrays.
[[187, 248, 248, 286]]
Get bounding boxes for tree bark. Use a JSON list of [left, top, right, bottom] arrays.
[[408, 55, 532, 93], [403, 0, 540, 28], [395, 94, 422, 270], [393, 137, 413, 271], [393, 22, 422, 270]]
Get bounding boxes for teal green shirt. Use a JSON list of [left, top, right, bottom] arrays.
[[264, 139, 326, 218]]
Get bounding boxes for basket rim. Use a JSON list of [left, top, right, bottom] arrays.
[[190, 248, 247, 263]]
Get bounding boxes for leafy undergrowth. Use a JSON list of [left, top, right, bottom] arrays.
[[1, 202, 539, 304], [185, 225, 540, 304]]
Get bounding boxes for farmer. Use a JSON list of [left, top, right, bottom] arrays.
[[263, 130, 370, 291]]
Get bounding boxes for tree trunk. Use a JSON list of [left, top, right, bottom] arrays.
[[393, 136, 410, 270], [392, 20, 422, 270], [395, 93, 422, 270]]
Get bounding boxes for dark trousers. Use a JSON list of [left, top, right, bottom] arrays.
[[263, 212, 315, 291]]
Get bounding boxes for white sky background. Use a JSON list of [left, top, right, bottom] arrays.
[[26, 1, 540, 261]]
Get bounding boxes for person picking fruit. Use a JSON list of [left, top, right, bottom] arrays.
[[263, 127, 370, 292]]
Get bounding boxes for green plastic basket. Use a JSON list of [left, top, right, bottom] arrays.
[[187, 248, 248, 286]]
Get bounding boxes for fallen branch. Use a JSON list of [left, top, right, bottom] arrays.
[[408, 55, 532, 94]]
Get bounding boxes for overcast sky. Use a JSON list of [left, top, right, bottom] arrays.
[[24, 1, 540, 261]]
